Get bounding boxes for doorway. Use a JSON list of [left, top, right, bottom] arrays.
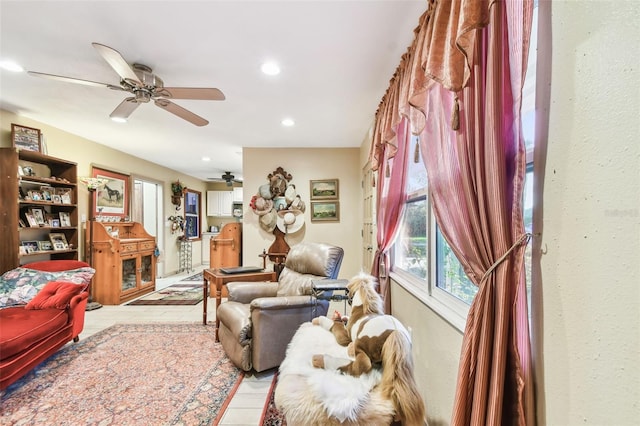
[[131, 176, 165, 277]]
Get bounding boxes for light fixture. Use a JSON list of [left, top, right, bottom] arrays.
[[261, 61, 281, 76], [281, 118, 295, 127], [201, 156, 211, 162], [0, 60, 24, 72], [111, 117, 127, 123]]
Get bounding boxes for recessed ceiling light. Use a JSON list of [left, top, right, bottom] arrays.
[[261, 61, 280, 76], [281, 118, 295, 127], [0, 60, 24, 72], [111, 117, 127, 123], [202, 156, 211, 162]]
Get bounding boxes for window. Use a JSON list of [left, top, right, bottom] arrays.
[[183, 189, 201, 239]]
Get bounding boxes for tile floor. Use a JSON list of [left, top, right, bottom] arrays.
[[81, 266, 275, 426]]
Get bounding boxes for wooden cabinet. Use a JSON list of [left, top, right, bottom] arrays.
[[206, 190, 233, 216], [233, 187, 243, 202], [210, 223, 242, 269], [0, 148, 79, 274], [89, 221, 156, 305]]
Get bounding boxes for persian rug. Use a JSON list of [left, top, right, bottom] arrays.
[[260, 372, 287, 426], [127, 283, 203, 305], [0, 323, 243, 425]]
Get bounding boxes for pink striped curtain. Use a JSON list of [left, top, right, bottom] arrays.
[[371, 117, 410, 314], [368, 0, 534, 424], [418, 2, 534, 424]]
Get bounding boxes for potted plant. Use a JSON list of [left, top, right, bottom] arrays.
[[171, 180, 186, 206]]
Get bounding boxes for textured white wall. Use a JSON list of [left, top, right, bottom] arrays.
[[538, 1, 640, 424]]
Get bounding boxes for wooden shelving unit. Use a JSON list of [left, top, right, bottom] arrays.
[[0, 148, 79, 274]]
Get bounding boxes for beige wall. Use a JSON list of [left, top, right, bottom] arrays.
[[242, 148, 362, 279], [382, 2, 640, 425], [0, 109, 208, 277]]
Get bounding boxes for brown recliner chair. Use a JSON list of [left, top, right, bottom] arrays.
[[216, 242, 344, 372]]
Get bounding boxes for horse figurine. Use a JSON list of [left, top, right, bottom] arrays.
[[311, 272, 426, 425]]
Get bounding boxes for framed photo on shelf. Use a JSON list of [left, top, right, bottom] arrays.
[[55, 188, 73, 204], [51, 218, 61, 228], [37, 240, 53, 251], [11, 124, 42, 152], [27, 190, 43, 201], [52, 194, 62, 204], [91, 165, 130, 219], [310, 201, 340, 222], [25, 212, 39, 227], [40, 186, 54, 201], [30, 208, 46, 226], [310, 179, 339, 200], [22, 241, 39, 253], [59, 211, 71, 227], [49, 233, 69, 250]]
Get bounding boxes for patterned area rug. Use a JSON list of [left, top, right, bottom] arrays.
[[181, 271, 204, 282], [261, 372, 287, 425], [127, 283, 203, 305], [0, 323, 243, 425]]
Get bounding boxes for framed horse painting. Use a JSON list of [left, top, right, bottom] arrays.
[[91, 165, 130, 221]]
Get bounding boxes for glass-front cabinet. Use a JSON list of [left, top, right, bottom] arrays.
[[90, 221, 156, 305]]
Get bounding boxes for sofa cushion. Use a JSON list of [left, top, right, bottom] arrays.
[[0, 267, 94, 308], [0, 307, 69, 360], [25, 281, 84, 310]]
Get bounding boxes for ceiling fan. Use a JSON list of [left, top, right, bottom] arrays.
[[28, 42, 225, 126], [208, 171, 242, 187]]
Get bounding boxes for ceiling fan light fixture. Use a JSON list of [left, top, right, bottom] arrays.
[[111, 116, 127, 123]]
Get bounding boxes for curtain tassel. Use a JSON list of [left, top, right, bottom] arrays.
[[451, 95, 460, 131], [414, 138, 420, 163]]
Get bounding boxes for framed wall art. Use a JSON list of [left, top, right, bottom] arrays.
[[11, 124, 42, 152], [91, 166, 130, 219], [310, 179, 339, 200], [310, 201, 340, 222]]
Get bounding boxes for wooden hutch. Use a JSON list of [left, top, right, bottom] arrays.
[[89, 221, 156, 305]]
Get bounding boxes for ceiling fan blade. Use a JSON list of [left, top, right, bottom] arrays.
[[27, 71, 122, 89], [154, 99, 208, 127], [92, 42, 141, 84], [160, 87, 226, 101], [110, 97, 140, 120]]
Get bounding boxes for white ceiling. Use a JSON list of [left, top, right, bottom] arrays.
[[0, 1, 425, 182]]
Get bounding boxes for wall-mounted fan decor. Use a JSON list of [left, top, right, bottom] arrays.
[[28, 43, 225, 126]]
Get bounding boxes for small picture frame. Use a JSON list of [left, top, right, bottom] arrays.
[[30, 208, 46, 226], [59, 211, 71, 227], [49, 233, 69, 250], [52, 194, 62, 204], [40, 186, 54, 201], [37, 240, 53, 251], [11, 124, 42, 152], [22, 241, 39, 253], [25, 212, 39, 227], [310, 201, 340, 222], [18, 219, 27, 228], [310, 179, 339, 200], [56, 188, 72, 204], [28, 190, 43, 201], [51, 218, 61, 228]]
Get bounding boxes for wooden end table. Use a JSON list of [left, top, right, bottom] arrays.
[[202, 268, 277, 341]]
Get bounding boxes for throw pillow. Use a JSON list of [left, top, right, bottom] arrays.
[[0, 266, 95, 308], [25, 281, 84, 310]]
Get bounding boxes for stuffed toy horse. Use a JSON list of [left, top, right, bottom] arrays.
[[311, 272, 426, 425]]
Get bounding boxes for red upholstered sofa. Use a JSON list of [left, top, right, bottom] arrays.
[[0, 260, 93, 390]]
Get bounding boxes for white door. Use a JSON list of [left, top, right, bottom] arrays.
[[131, 177, 164, 277]]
